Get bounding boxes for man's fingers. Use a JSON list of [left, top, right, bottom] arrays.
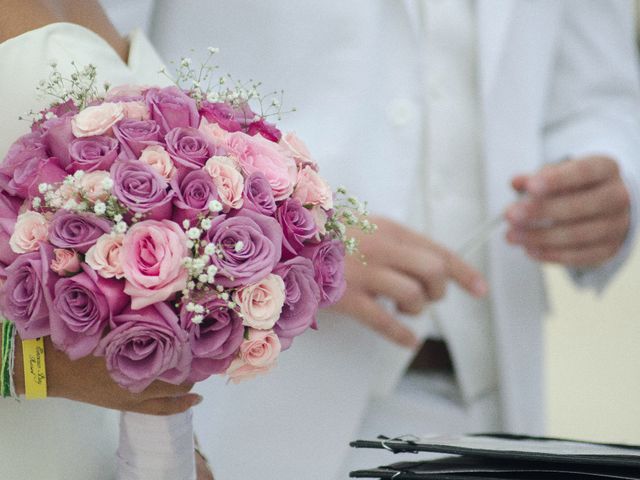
[[525, 156, 619, 196], [526, 241, 622, 267], [507, 213, 630, 250], [133, 394, 203, 416], [364, 267, 431, 314], [346, 295, 419, 348], [507, 179, 629, 226]]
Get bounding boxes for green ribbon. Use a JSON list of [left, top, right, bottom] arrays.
[[1, 319, 16, 398]]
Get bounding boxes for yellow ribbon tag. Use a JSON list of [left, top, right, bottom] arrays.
[[22, 338, 47, 399]]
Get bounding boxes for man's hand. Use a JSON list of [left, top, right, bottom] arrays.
[[332, 217, 489, 348], [506, 156, 631, 267]]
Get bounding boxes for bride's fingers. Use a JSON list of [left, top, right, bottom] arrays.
[[131, 393, 203, 416]]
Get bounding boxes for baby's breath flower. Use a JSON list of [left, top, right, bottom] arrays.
[[102, 177, 114, 190], [183, 219, 191, 230], [194, 305, 205, 314], [187, 227, 202, 240], [206, 265, 218, 277], [200, 218, 212, 231], [198, 273, 209, 284], [234, 241, 244, 252], [114, 221, 128, 234], [38, 183, 49, 194], [113, 214, 123, 223], [208, 200, 223, 213], [192, 314, 204, 325], [94, 200, 106, 215], [32, 197, 41, 209], [204, 243, 216, 256]]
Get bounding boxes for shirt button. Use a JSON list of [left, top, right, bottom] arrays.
[[387, 98, 418, 127]]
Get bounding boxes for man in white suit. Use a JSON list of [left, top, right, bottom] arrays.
[[102, 1, 640, 478]]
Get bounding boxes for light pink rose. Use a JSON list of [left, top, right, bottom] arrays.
[[234, 274, 286, 330], [199, 118, 232, 147], [225, 132, 297, 201], [85, 233, 125, 279], [76, 170, 111, 202], [10, 211, 49, 254], [293, 166, 334, 209], [50, 248, 81, 276], [121, 101, 150, 121], [310, 206, 328, 236], [71, 102, 125, 137], [121, 220, 189, 310], [105, 84, 148, 100], [139, 145, 176, 181], [280, 132, 318, 170], [203, 156, 244, 211], [226, 328, 281, 383]]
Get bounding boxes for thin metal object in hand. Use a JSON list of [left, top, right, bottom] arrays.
[[455, 212, 505, 258]]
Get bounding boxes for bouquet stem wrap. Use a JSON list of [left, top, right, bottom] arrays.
[[117, 410, 195, 480]]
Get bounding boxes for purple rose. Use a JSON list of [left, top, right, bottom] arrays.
[[50, 266, 127, 360], [113, 119, 161, 159], [49, 211, 112, 253], [199, 101, 255, 132], [164, 127, 214, 171], [111, 160, 174, 220], [0, 191, 21, 268], [96, 303, 192, 393], [276, 198, 318, 257], [205, 209, 282, 288], [42, 115, 74, 166], [0, 244, 55, 339], [180, 294, 244, 382], [68, 135, 119, 173], [145, 86, 199, 135], [247, 118, 282, 143], [0, 131, 68, 199], [303, 239, 346, 307], [243, 172, 276, 216], [171, 170, 218, 224], [273, 257, 321, 350]]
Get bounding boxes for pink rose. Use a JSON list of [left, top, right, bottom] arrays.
[[234, 274, 286, 330], [225, 132, 297, 201], [71, 102, 125, 137], [75, 170, 111, 202], [310, 206, 328, 236], [50, 248, 81, 276], [226, 329, 281, 384], [280, 132, 318, 170], [105, 84, 147, 100], [85, 233, 125, 279], [293, 166, 333, 209], [199, 118, 232, 148], [10, 211, 48, 254], [139, 145, 176, 181], [203, 156, 244, 211], [121, 101, 150, 121], [121, 220, 189, 309]]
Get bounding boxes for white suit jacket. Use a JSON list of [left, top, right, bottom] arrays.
[[101, 0, 640, 478]]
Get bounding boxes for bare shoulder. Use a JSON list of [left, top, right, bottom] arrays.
[[0, 0, 65, 44]]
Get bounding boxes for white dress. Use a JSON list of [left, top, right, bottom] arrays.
[[0, 23, 173, 480]]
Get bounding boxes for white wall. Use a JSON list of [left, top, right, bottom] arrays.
[[545, 240, 640, 444]]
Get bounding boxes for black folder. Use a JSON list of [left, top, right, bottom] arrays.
[[349, 433, 640, 479]]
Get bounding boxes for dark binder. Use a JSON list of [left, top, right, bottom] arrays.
[[349, 434, 640, 479]]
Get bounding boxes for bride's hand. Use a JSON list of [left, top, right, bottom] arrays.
[[13, 337, 201, 416]]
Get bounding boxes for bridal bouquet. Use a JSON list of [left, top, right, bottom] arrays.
[[0, 54, 372, 392]]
